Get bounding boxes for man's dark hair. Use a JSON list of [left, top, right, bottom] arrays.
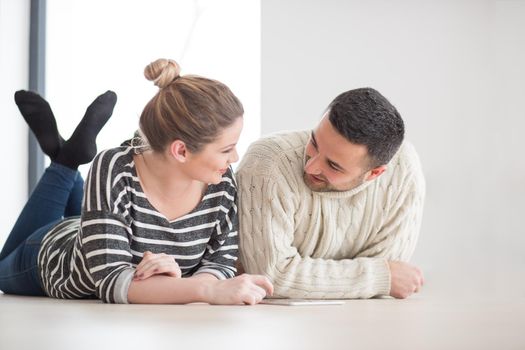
[[328, 87, 405, 168]]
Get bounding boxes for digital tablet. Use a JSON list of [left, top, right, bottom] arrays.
[[259, 298, 345, 306]]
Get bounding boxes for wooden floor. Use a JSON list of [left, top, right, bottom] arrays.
[[1, 269, 524, 350]]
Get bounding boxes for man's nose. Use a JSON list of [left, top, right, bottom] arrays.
[[304, 155, 322, 175]]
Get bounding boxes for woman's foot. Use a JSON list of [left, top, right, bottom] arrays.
[[56, 91, 117, 169], [14, 90, 64, 160]]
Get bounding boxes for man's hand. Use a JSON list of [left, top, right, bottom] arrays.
[[388, 261, 424, 299], [134, 251, 182, 281]]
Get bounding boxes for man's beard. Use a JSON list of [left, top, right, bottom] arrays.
[[302, 171, 366, 192], [303, 154, 368, 192]]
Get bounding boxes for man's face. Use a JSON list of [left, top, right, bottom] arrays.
[[303, 115, 383, 192]]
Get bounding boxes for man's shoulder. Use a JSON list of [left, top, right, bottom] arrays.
[[248, 130, 309, 153], [383, 140, 425, 191], [237, 130, 309, 177], [393, 141, 422, 170]]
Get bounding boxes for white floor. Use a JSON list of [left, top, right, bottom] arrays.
[[1, 269, 524, 350]]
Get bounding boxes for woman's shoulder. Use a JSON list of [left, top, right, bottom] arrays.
[[83, 146, 139, 215], [85, 146, 138, 198], [89, 146, 135, 174], [91, 145, 134, 165]]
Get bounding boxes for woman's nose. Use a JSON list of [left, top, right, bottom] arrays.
[[230, 148, 239, 163]]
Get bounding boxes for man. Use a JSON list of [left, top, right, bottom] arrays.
[[236, 88, 425, 299]]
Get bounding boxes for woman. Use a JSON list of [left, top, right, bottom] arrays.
[[0, 58, 273, 304]]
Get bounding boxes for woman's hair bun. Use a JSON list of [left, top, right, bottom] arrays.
[[144, 58, 181, 88]]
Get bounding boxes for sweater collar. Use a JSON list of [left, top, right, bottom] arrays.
[[311, 177, 374, 199]]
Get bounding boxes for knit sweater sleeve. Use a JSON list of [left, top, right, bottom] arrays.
[[238, 171, 393, 299], [192, 168, 239, 279], [80, 149, 135, 304]]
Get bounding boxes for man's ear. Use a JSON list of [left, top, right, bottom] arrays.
[[169, 140, 188, 162], [365, 165, 386, 181]]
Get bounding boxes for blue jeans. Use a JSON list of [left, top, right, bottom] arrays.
[[0, 163, 83, 296]]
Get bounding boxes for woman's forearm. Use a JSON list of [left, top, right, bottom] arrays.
[[127, 273, 274, 305], [127, 275, 211, 304]]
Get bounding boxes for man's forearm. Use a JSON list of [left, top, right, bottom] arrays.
[[244, 253, 391, 299]]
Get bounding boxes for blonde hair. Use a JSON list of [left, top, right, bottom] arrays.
[[139, 58, 244, 153]]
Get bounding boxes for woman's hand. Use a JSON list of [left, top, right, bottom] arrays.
[[204, 274, 274, 305], [134, 251, 182, 281]]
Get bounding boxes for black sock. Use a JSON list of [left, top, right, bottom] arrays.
[[56, 91, 117, 169], [14, 90, 64, 160]]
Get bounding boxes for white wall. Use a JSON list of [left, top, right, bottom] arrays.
[[0, 0, 29, 247], [261, 0, 525, 295]]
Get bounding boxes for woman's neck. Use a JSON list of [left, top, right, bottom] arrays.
[[134, 150, 200, 201]]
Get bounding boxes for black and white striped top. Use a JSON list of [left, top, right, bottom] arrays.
[[38, 146, 238, 304]]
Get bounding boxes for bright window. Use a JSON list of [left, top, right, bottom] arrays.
[[46, 0, 260, 175]]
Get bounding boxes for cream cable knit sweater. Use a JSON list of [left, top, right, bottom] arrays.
[[236, 131, 425, 299]]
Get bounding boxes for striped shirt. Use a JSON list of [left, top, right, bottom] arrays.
[[38, 146, 239, 304]]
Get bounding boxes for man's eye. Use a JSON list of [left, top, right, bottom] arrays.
[[329, 163, 340, 172]]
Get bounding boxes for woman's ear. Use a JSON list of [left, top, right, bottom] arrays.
[[169, 140, 188, 162]]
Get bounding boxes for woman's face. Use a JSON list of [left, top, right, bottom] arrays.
[[184, 117, 243, 184]]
